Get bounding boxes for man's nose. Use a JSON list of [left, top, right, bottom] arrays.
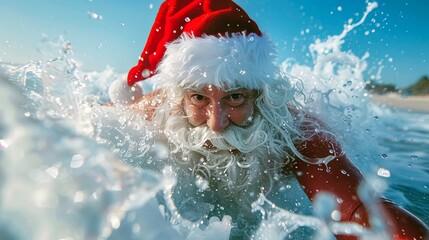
[[207, 102, 229, 132]]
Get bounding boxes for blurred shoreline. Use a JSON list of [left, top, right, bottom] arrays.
[[370, 93, 429, 113]]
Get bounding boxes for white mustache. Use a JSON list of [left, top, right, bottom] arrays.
[[167, 114, 268, 154]]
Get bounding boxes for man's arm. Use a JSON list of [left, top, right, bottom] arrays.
[[106, 89, 164, 120], [287, 132, 429, 240]]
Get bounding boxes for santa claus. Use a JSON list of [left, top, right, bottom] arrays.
[[108, 0, 429, 239]]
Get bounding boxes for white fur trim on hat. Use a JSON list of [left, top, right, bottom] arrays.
[[108, 78, 143, 105], [155, 33, 279, 90]]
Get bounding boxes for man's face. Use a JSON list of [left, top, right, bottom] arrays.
[[182, 86, 258, 132]]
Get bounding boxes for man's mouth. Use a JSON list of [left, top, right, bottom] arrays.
[[203, 141, 214, 150], [203, 140, 239, 154]]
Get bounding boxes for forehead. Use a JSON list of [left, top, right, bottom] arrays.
[[186, 85, 255, 94]]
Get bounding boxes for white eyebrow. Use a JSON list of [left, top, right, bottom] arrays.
[[224, 87, 246, 93], [185, 88, 203, 94], [185, 86, 252, 94]]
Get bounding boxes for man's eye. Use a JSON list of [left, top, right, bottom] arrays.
[[226, 93, 245, 106], [189, 94, 209, 106], [229, 94, 242, 100], [193, 94, 205, 101]]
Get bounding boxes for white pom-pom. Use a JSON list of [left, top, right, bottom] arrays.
[[108, 78, 143, 106]]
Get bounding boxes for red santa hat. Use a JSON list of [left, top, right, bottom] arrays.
[[111, 0, 278, 104]]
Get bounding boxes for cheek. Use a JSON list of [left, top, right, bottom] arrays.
[[183, 104, 207, 126], [229, 104, 254, 125]]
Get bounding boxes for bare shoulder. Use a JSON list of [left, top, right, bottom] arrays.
[[104, 89, 165, 120], [290, 109, 342, 160], [130, 89, 165, 119]]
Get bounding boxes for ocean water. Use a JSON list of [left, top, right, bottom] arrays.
[[371, 107, 429, 225], [0, 2, 428, 240]]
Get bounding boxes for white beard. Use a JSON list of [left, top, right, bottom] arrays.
[[163, 113, 290, 203]]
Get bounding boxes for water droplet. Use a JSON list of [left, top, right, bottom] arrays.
[[74, 191, 84, 203], [109, 215, 121, 229], [377, 168, 391, 178], [410, 155, 418, 160], [380, 153, 388, 159], [373, 116, 379, 120], [0, 139, 9, 149], [132, 223, 141, 233], [87, 11, 103, 20], [331, 210, 341, 221], [195, 176, 209, 191], [70, 154, 85, 168], [239, 70, 246, 75], [185, 17, 191, 22], [141, 69, 151, 78], [45, 164, 60, 179]]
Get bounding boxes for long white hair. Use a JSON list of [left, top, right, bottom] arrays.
[[150, 81, 316, 201]]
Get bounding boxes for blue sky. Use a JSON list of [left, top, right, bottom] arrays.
[[1, 0, 428, 88]]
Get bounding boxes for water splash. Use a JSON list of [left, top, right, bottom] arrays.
[[0, 79, 180, 240], [0, 37, 183, 240], [251, 189, 391, 240], [281, 2, 384, 172]]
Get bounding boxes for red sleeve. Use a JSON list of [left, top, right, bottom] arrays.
[[288, 132, 429, 240]]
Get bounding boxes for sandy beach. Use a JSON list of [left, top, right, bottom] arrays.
[[370, 93, 429, 113]]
